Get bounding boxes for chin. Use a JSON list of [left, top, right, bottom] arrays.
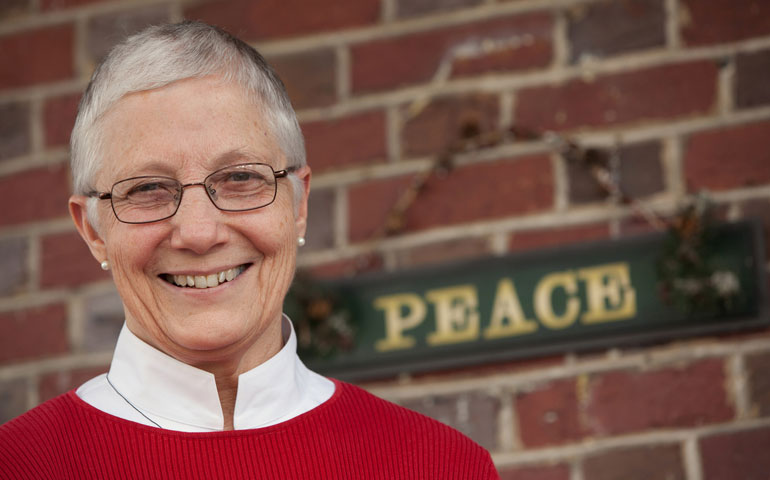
[[164, 317, 252, 354]]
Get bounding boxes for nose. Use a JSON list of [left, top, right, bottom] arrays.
[[169, 184, 228, 254]]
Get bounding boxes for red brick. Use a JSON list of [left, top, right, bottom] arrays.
[[515, 61, 718, 131], [396, 237, 490, 268], [0, 378, 28, 424], [0, 236, 29, 296], [499, 464, 570, 480], [406, 354, 565, 384], [400, 392, 500, 451], [302, 111, 387, 173], [269, 49, 337, 110], [40, 231, 109, 288], [44, 93, 80, 148], [583, 444, 685, 480], [735, 49, 770, 109], [352, 13, 552, 93], [565, 149, 608, 204], [700, 426, 770, 480], [41, 0, 107, 10], [515, 378, 587, 447], [0, 0, 30, 20], [566, 141, 664, 204], [306, 254, 384, 279], [586, 359, 733, 435], [0, 101, 30, 160], [618, 141, 664, 198], [305, 189, 335, 251], [39, 366, 106, 402], [397, 0, 481, 19], [684, 120, 770, 191], [348, 155, 553, 242], [680, 0, 770, 46], [411, 154, 553, 226], [184, 0, 381, 41], [86, 4, 170, 62], [0, 24, 74, 90], [82, 291, 124, 351], [0, 304, 69, 364], [347, 173, 415, 243], [0, 164, 71, 227], [568, 0, 665, 63], [402, 93, 499, 157], [510, 223, 610, 252]]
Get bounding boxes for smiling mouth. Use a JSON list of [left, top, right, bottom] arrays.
[[161, 264, 250, 289]]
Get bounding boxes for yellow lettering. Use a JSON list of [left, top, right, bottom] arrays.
[[374, 293, 426, 351], [426, 285, 480, 346], [483, 278, 538, 339], [579, 262, 637, 324], [534, 271, 580, 329]]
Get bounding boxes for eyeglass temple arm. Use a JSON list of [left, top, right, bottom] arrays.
[[86, 191, 112, 200], [276, 165, 302, 178]]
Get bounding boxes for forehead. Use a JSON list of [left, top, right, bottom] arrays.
[[97, 76, 281, 180]]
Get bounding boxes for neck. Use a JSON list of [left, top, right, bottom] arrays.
[[215, 375, 238, 431]]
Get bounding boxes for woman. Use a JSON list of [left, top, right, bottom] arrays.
[[0, 21, 498, 479]]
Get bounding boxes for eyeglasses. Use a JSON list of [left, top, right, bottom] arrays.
[[88, 163, 295, 224]]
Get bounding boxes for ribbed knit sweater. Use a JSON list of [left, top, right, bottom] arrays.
[[0, 380, 499, 479]]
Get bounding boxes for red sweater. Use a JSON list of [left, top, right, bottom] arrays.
[[0, 380, 498, 479]]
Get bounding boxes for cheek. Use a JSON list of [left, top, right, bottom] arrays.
[[247, 213, 297, 287], [247, 218, 293, 260], [106, 227, 165, 275]]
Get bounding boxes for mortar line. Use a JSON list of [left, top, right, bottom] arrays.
[[664, 0, 681, 50], [490, 416, 770, 469], [683, 436, 704, 480], [0, 351, 113, 381], [727, 353, 751, 419]]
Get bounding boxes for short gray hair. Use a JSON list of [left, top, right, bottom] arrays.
[[71, 21, 306, 218]]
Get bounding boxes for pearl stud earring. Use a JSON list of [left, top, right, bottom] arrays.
[[297, 237, 306, 247], [100, 260, 110, 271]]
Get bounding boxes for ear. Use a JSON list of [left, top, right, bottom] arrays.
[[293, 165, 312, 239], [69, 195, 108, 264]]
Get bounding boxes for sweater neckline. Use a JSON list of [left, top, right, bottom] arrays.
[[63, 378, 344, 438]]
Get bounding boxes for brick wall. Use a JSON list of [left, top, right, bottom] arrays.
[[2, 0, 770, 478]]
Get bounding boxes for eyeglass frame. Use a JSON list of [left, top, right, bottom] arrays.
[[86, 162, 298, 224]]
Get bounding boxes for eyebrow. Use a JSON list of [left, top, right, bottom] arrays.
[[211, 148, 273, 169], [118, 149, 275, 179]]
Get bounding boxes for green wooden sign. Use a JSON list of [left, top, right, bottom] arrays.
[[289, 221, 767, 380]]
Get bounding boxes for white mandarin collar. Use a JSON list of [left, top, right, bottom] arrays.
[[108, 316, 333, 431]]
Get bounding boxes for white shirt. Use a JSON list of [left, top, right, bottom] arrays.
[[77, 316, 335, 432]]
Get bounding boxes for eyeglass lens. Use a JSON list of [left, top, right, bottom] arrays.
[[109, 163, 279, 223]]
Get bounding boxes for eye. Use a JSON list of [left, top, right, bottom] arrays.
[[118, 178, 178, 203], [130, 182, 164, 193], [227, 171, 260, 182]]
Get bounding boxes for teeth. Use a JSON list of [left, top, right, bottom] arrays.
[[169, 266, 246, 288]]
